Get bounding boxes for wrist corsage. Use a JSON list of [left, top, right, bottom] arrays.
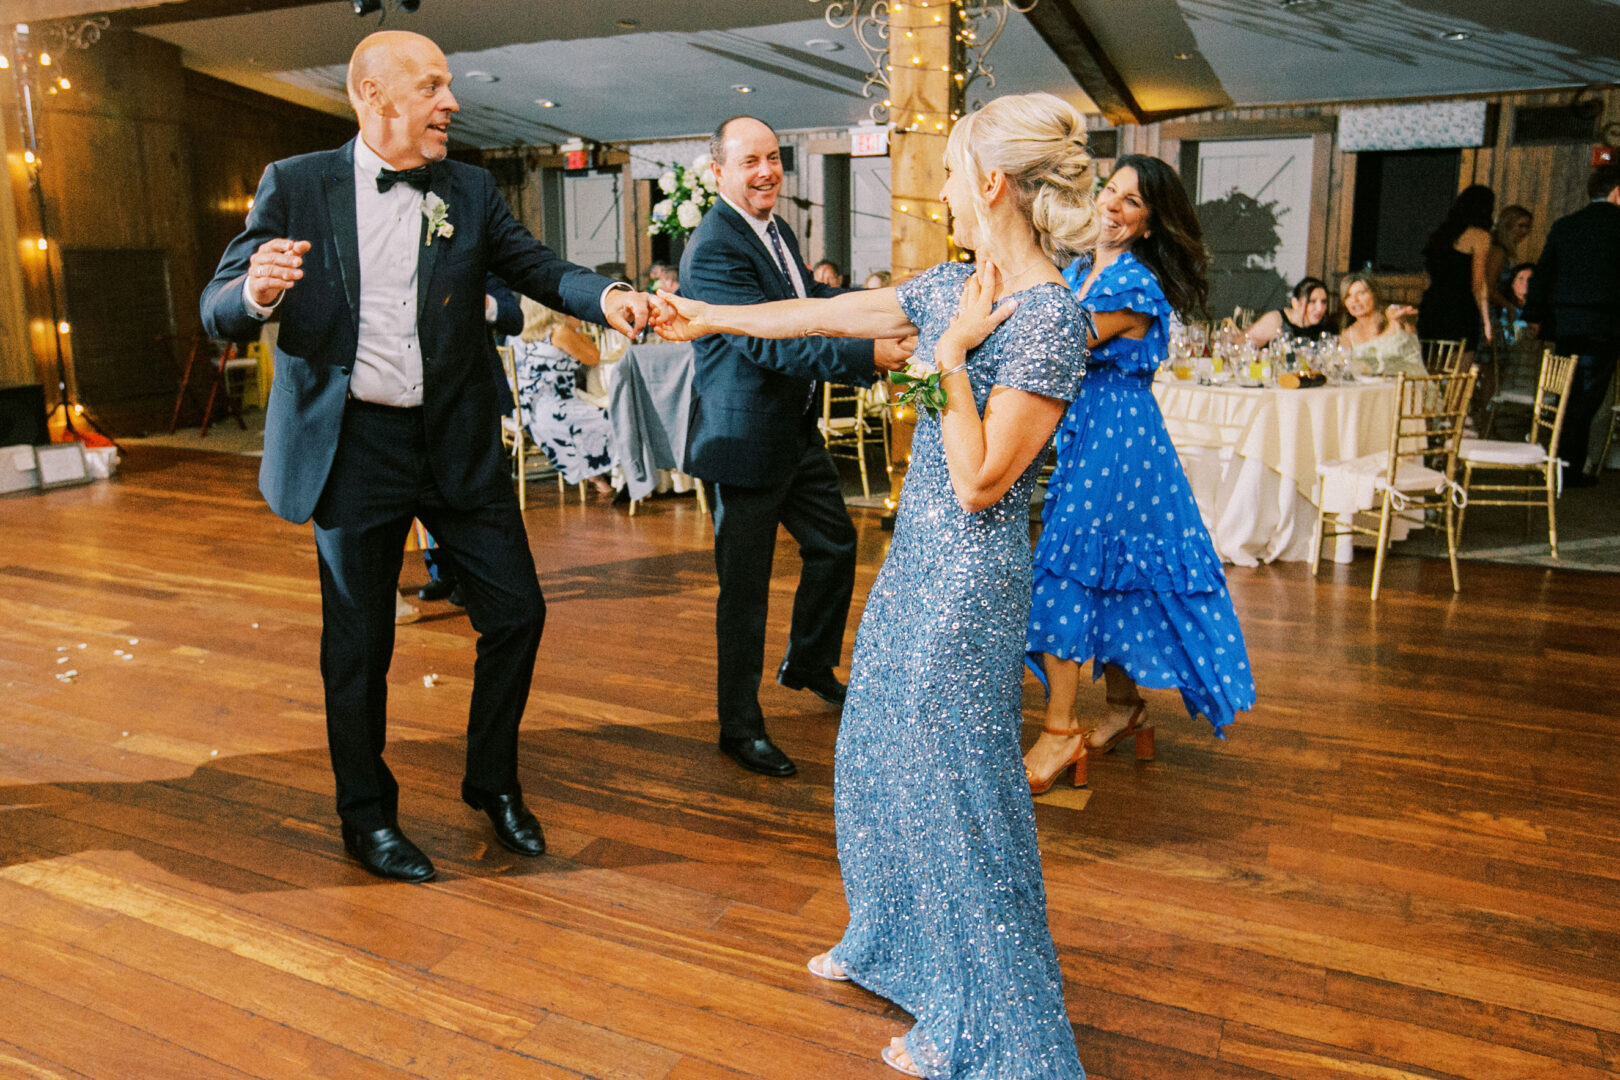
[[889, 359, 949, 419]]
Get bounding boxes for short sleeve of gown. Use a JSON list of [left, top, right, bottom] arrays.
[[1084, 252, 1173, 351], [992, 287, 1090, 402], [895, 261, 972, 332]]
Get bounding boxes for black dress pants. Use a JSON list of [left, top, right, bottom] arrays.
[[312, 401, 545, 830], [710, 437, 857, 738], [1554, 346, 1618, 477]]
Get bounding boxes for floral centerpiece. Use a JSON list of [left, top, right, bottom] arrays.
[[649, 153, 719, 242]]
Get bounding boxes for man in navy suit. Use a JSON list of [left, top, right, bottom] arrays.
[[680, 116, 911, 777], [1525, 164, 1620, 485], [417, 273, 523, 605], [202, 31, 650, 881]]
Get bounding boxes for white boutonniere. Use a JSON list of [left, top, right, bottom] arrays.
[[422, 192, 453, 246]]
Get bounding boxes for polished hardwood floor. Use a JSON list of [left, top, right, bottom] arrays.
[[1, 446, 1617, 1080]]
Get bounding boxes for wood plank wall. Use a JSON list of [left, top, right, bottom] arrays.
[[0, 31, 354, 410], [1089, 86, 1620, 306], [184, 71, 354, 305]]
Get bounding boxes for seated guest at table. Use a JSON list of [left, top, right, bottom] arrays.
[[1024, 154, 1255, 795], [508, 297, 616, 496], [1338, 272, 1424, 378], [1246, 276, 1332, 346], [647, 261, 679, 295], [1507, 262, 1534, 311], [812, 259, 845, 288], [862, 269, 891, 289]]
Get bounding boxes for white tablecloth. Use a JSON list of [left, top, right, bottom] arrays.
[[1150, 376, 1398, 565]]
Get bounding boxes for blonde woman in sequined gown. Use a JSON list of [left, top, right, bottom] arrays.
[[655, 93, 1096, 1079]]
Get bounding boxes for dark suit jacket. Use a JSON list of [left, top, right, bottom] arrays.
[[679, 199, 876, 488], [1524, 200, 1620, 350], [201, 139, 617, 524], [486, 274, 524, 340]]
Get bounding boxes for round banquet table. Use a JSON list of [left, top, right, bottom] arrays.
[[1149, 374, 1399, 565]]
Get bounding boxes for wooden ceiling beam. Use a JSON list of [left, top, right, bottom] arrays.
[[113, 0, 335, 29], [1022, 0, 1145, 126]]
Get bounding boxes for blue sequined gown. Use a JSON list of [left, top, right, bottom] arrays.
[[1026, 251, 1255, 734], [829, 262, 1088, 1080]]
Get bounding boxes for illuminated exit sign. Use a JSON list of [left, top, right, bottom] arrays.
[[851, 126, 889, 157]]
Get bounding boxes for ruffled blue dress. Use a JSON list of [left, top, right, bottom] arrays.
[[1026, 251, 1255, 735]]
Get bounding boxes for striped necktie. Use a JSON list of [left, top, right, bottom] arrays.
[[765, 220, 804, 298]]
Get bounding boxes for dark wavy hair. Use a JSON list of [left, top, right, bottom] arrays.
[[1111, 154, 1209, 318], [1423, 184, 1494, 261]]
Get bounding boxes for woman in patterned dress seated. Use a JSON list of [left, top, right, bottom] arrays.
[[1023, 155, 1256, 794], [507, 297, 616, 495], [655, 93, 1096, 1080], [1338, 272, 1425, 379]]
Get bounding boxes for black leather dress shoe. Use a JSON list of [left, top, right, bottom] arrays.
[[417, 578, 457, 602], [461, 783, 546, 855], [719, 735, 797, 777], [777, 661, 848, 706], [341, 823, 436, 882]]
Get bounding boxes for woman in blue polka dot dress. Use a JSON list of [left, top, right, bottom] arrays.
[[1023, 155, 1255, 793]]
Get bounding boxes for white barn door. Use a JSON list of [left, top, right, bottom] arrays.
[[848, 156, 892, 284], [562, 172, 623, 273], [1195, 137, 1315, 316]]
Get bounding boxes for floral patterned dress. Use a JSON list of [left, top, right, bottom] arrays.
[[508, 336, 615, 484]]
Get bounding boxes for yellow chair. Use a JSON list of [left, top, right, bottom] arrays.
[[1596, 403, 1620, 479], [819, 382, 890, 498], [1420, 338, 1467, 375], [1310, 369, 1477, 601], [1456, 350, 1577, 557]]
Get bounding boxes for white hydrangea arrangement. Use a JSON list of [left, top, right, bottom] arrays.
[[649, 152, 719, 241]]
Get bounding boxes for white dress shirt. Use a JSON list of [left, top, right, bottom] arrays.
[[720, 193, 807, 299], [346, 136, 427, 406]]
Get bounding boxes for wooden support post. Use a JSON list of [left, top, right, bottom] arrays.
[[882, 0, 958, 524]]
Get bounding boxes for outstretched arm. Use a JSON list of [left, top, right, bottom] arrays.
[[656, 283, 916, 342]]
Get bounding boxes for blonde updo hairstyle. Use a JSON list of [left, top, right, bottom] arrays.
[[943, 92, 1099, 264], [519, 296, 567, 343]]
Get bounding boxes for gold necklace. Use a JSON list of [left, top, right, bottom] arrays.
[[997, 256, 1051, 287]]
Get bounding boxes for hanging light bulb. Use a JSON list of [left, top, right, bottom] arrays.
[[23, 150, 35, 164], [58, 77, 70, 89], [58, 321, 70, 334], [36, 238, 48, 250], [38, 51, 51, 66]]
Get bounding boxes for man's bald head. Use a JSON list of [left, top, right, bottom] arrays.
[[345, 30, 458, 168], [346, 30, 441, 114]]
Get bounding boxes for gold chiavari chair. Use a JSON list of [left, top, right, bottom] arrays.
[[1420, 338, 1467, 375], [1596, 404, 1620, 479], [1456, 350, 1577, 557], [1310, 368, 1477, 601], [819, 382, 889, 499]]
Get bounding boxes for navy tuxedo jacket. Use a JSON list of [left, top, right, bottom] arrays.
[[202, 139, 617, 523], [679, 199, 877, 488], [1525, 200, 1620, 351]]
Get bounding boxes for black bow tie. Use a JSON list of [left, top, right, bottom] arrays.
[[376, 165, 432, 194]]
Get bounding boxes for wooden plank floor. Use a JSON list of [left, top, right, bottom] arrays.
[[2, 446, 1617, 1080]]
